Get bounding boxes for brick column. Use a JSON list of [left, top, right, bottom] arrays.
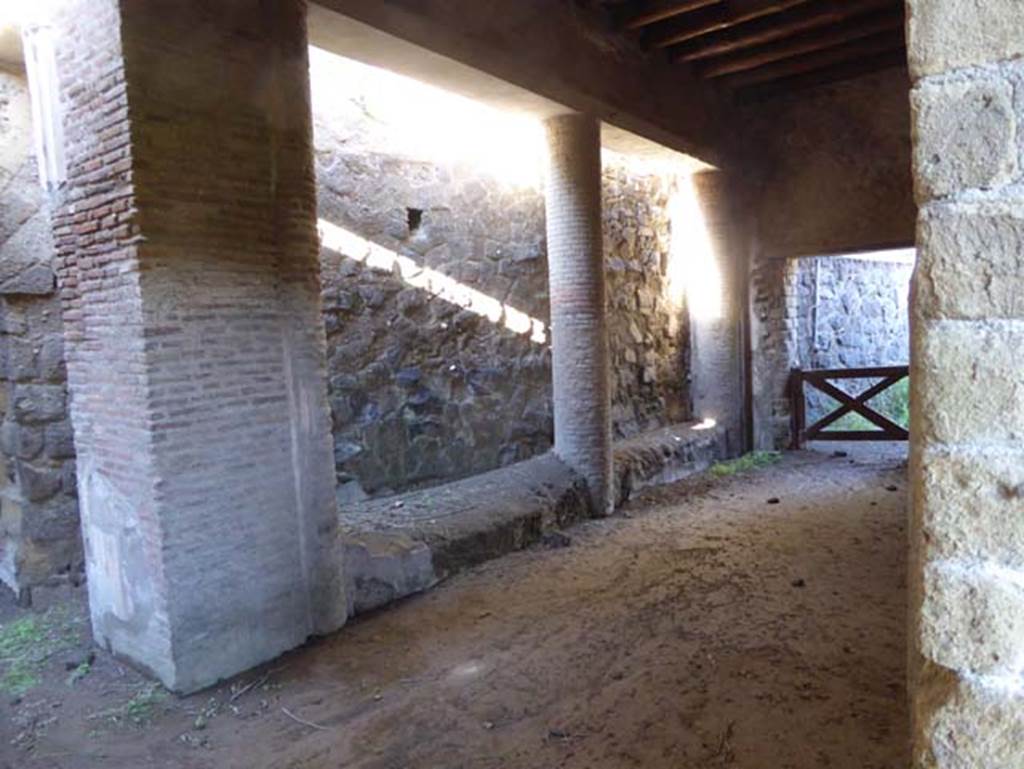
[[543, 114, 612, 515], [49, 0, 344, 692], [906, 1, 1024, 764]]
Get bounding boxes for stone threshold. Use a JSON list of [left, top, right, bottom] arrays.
[[341, 420, 729, 616]]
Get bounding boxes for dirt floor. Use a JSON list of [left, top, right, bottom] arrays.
[[0, 445, 908, 769]]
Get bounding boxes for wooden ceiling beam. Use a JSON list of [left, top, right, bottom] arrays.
[[698, 6, 904, 78], [735, 49, 907, 101], [667, 0, 895, 58], [620, 0, 723, 30], [717, 28, 905, 88], [645, 0, 813, 48]]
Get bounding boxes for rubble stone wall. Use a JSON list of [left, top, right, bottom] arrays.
[[0, 69, 78, 595], [314, 77, 691, 500], [792, 256, 912, 422], [2, 48, 697, 593]]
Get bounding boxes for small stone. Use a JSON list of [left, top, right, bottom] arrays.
[[36, 337, 65, 382], [540, 531, 571, 549], [0, 264, 55, 295], [1, 421, 43, 460], [16, 462, 61, 502], [394, 367, 421, 388], [766, 497, 781, 505], [12, 384, 65, 424], [791, 578, 806, 588], [44, 422, 76, 460]]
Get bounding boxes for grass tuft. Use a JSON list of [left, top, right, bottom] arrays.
[[0, 606, 84, 696], [87, 682, 168, 727], [709, 451, 782, 477]]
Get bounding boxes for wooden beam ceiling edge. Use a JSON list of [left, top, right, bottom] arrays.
[[621, 0, 722, 30], [734, 49, 908, 101], [698, 7, 905, 79], [718, 28, 905, 89], [667, 0, 896, 60], [646, 0, 815, 48]]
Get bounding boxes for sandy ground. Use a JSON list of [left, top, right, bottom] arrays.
[[0, 445, 908, 768]]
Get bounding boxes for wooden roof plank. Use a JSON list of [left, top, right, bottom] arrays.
[[668, 0, 897, 59], [698, 6, 904, 78], [718, 28, 905, 88], [734, 50, 907, 101], [621, 0, 723, 30]]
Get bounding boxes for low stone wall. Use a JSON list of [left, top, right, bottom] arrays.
[[342, 420, 728, 616], [0, 71, 78, 596]]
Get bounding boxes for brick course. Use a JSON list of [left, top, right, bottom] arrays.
[[49, 0, 343, 692]]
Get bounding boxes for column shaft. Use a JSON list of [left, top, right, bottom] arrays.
[[543, 114, 612, 515]]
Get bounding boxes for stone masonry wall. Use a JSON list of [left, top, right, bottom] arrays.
[[314, 67, 690, 500], [746, 63, 919, 451], [792, 256, 911, 371], [3, 45, 694, 590], [0, 68, 78, 595], [906, 1, 1024, 766], [750, 256, 796, 450], [746, 66, 917, 259], [792, 256, 911, 422], [751, 254, 912, 447]]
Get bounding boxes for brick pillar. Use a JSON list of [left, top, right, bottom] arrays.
[[49, 0, 344, 692], [543, 114, 612, 515], [906, 1, 1024, 764]]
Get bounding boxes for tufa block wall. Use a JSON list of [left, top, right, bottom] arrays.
[[907, 0, 1024, 765]]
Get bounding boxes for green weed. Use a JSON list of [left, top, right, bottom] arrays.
[[0, 606, 85, 696], [709, 451, 782, 477], [87, 682, 168, 727]]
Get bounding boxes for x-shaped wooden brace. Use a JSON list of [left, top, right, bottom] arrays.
[[804, 373, 909, 439]]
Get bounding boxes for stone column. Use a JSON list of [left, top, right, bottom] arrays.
[[906, 1, 1024, 765], [48, 0, 344, 692], [543, 114, 612, 515]]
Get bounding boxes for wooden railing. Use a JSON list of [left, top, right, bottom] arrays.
[[790, 365, 909, 449]]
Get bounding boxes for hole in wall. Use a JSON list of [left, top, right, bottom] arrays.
[[407, 207, 423, 235]]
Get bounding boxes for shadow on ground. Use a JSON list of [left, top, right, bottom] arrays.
[[1, 444, 908, 769]]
